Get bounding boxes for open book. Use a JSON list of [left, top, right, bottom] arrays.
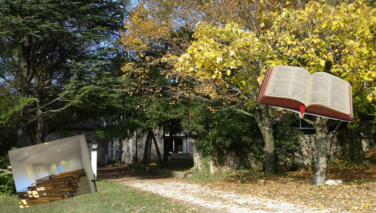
[[257, 66, 353, 122]]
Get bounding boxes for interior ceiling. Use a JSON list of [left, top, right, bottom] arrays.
[[8, 135, 86, 166]]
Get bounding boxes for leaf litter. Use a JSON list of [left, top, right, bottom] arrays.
[[102, 149, 376, 212]]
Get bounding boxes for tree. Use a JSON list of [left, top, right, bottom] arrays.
[[120, 1, 200, 167], [189, 104, 262, 170], [268, 0, 376, 184], [130, 0, 311, 175], [169, 22, 279, 175], [123, 0, 349, 175], [168, 0, 376, 179], [0, 0, 129, 146]]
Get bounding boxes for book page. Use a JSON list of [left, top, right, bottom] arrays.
[[264, 66, 311, 104], [307, 72, 350, 114]]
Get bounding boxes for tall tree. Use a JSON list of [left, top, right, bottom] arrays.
[[120, 1, 198, 166], [0, 0, 129, 146], [171, 0, 376, 182], [269, 0, 376, 184], [169, 22, 278, 175], [122, 0, 302, 175]]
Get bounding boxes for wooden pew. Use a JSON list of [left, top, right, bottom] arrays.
[[34, 189, 67, 200], [58, 169, 83, 176], [54, 174, 79, 183], [19, 199, 50, 208], [29, 183, 75, 197], [56, 169, 83, 181], [36, 177, 77, 188], [18, 189, 68, 208], [40, 184, 75, 197], [36, 169, 84, 184], [41, 180, 77, 191], [17, 191, 32, 199], [36, 176, 50, 184]]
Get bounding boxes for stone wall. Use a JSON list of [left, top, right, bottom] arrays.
[[277, 134, 340, 172], [193, 133, 346, 174], [122, 129, 195, 164]]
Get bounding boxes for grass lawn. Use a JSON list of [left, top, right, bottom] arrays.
[[0, 181, 198, 213]]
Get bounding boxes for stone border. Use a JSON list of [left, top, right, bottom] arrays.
[[128, 164, 192, 179]]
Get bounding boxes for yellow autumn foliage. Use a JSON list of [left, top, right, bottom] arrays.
[[170, 0, 376, 118]]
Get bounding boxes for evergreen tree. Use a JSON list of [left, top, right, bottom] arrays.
[[0, 0, 129, 147]]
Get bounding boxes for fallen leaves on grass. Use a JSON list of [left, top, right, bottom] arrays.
[[188, 148, 376, 212]]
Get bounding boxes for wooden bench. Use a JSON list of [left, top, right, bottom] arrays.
[[57, 169, 84, 181], [36, 176, 50, 184], [37, 177, 77, 188], [19, 199, 50, 208], [17, 191, 33, 199], [29, 183, 75, 197], [17, 189, 68, 208], [34, 189, 66, 199], [44, 180, 77, 191], [35, 169, 85, 184], [40, 184, 75, 197], [37, 180, 76, 189], [54, 174, 79, 183]]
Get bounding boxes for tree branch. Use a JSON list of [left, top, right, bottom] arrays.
[[234, 108, 254, 117], [300, 116, 315, 126], [29, 94, 68, 112], [330, 121, 343, 134], [26, 105, 70, 125]]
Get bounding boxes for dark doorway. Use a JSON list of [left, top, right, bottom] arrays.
[[164, 136, 184, 153]]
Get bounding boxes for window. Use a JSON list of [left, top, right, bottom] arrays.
[[57, 165, 63, 174]]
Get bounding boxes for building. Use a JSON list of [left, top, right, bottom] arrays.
[[46, 126, 196, 166]]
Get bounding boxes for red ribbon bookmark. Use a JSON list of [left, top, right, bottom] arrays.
[[300, 104, 306, 116]]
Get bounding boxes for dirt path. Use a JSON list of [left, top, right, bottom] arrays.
[[98, 167, 332, 213]]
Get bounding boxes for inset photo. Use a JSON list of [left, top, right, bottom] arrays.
[[8, 135, 97, 208]]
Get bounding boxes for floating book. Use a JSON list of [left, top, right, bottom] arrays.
[[257, 66, 353, 122]]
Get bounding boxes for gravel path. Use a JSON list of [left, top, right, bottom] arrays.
[[100, 168, 333, 213]]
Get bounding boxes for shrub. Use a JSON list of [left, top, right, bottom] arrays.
[[0, 171, 16, 195], [0, 152, 16, 195]]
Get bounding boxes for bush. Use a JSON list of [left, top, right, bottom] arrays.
[[0, 172, 16, 195], [0, 152, 11, 169], [0, 155, 16, 195], [0, 148, 17, 195]]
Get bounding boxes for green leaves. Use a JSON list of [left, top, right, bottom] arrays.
[[0, 94, 36, 127]]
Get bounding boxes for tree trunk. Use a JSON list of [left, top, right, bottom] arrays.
[[36, 97, 44, 144], [147, 132, 152, 164], [349, 128, 364, 165], [254, 107, 275, 176], [192, 138, 203, 172], [119, 137, 123, 163], [17, 65, 29, 147], [162, 126, 173, 167], [312, 117, 329, 185], [17, 37, 33, 148], [17, 119, 28, 148], [150, 131, 163, 166], [135, 133, 138, 162], [142, 132, 151, 165]]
